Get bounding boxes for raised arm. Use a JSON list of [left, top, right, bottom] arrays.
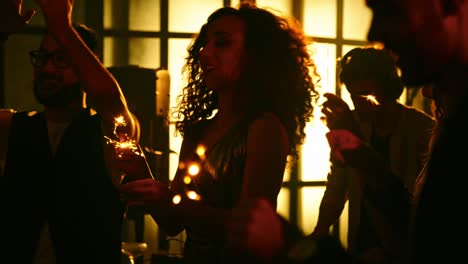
[[34, 0, 138, 139]]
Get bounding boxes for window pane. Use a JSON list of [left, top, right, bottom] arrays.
[[71, 0, 87, 24], [301, 120, 331, 182], [283, 158, 292, 182], [102, 37, 131, 67], [300, 42, 336, 182], [277, 188, 290, 220], [310, 42, 336, 95], [303, 0, 336, 38], [104, 0, 127, 29], [343, 0, 372, 40], [299, 187, 326, 234], [231, 0, 241, 8], [129, 0, 161, 31], [103, 37, 125, 67], [168, 38, 193, 181], [103, 37, 161, 69], [5, 34, 42, 110], [169, 0, 223, 33], [256, 0, 293, 17], [129, 38, 160, 69]]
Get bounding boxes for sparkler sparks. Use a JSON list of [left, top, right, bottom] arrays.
[[105, 115, 143, 159], [362, 95, 380, 105], [106, 115, 151, 187]]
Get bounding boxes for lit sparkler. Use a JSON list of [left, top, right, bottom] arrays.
[[105, 115, 152, 187], [362, 95, 380, 105], [105, 115, 144, 159]]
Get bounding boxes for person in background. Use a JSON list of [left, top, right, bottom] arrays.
[[117, 2, 319, 263], [0, 0, 139, 263], [224, 1, 468, 264], [314, 47, 435, 264], [366, 0, 468, 263]]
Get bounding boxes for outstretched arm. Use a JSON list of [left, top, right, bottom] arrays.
[[121, 114, 289, 242], [33, 0, 138, 139]]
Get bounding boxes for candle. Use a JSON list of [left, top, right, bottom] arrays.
[[156, 69, 170, 117]]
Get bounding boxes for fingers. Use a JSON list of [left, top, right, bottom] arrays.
[[120, 179, 152, 200], [321, 93, 349, 112], [120, 178, 154, 192], [120, 178, 169, 207], [320, 93, 357, 131]]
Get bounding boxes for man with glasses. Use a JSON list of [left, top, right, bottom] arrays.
[[0, 1, 139, 263]]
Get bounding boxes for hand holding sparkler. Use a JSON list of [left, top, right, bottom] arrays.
[[106, 116, 154, 186], [320, 93, 362, 138], [118, 145, 205, 212]]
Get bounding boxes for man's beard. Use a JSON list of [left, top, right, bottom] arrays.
[[33, 75, 83, 108]]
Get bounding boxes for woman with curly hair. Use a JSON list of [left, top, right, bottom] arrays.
[[119, 2, 319, 263]]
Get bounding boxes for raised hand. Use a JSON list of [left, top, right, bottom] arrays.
[[33, 0, 73, 30], [321, 93, 362, 137], [1, 0, 36, 35]]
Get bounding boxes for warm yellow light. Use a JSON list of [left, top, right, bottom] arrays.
[[365, 42, 384, 50], [186, 190, 200, 200], [178, 162, 186, 170], [187, 163, 200, 176], [196, 144, 206, 159], [183, 175, 192, 184], [362, 95, 380, 105], [114, 115, 125, 125], [172, 194, 182, 205]]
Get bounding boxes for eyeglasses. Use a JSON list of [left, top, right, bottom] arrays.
[[29, 50, 70, 69]]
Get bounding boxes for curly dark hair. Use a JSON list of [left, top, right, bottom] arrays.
[[173, 2, 320, 160], [339, 47, 403, 101]]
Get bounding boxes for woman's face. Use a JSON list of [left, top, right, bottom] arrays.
[[198, 15, 247, 91]]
